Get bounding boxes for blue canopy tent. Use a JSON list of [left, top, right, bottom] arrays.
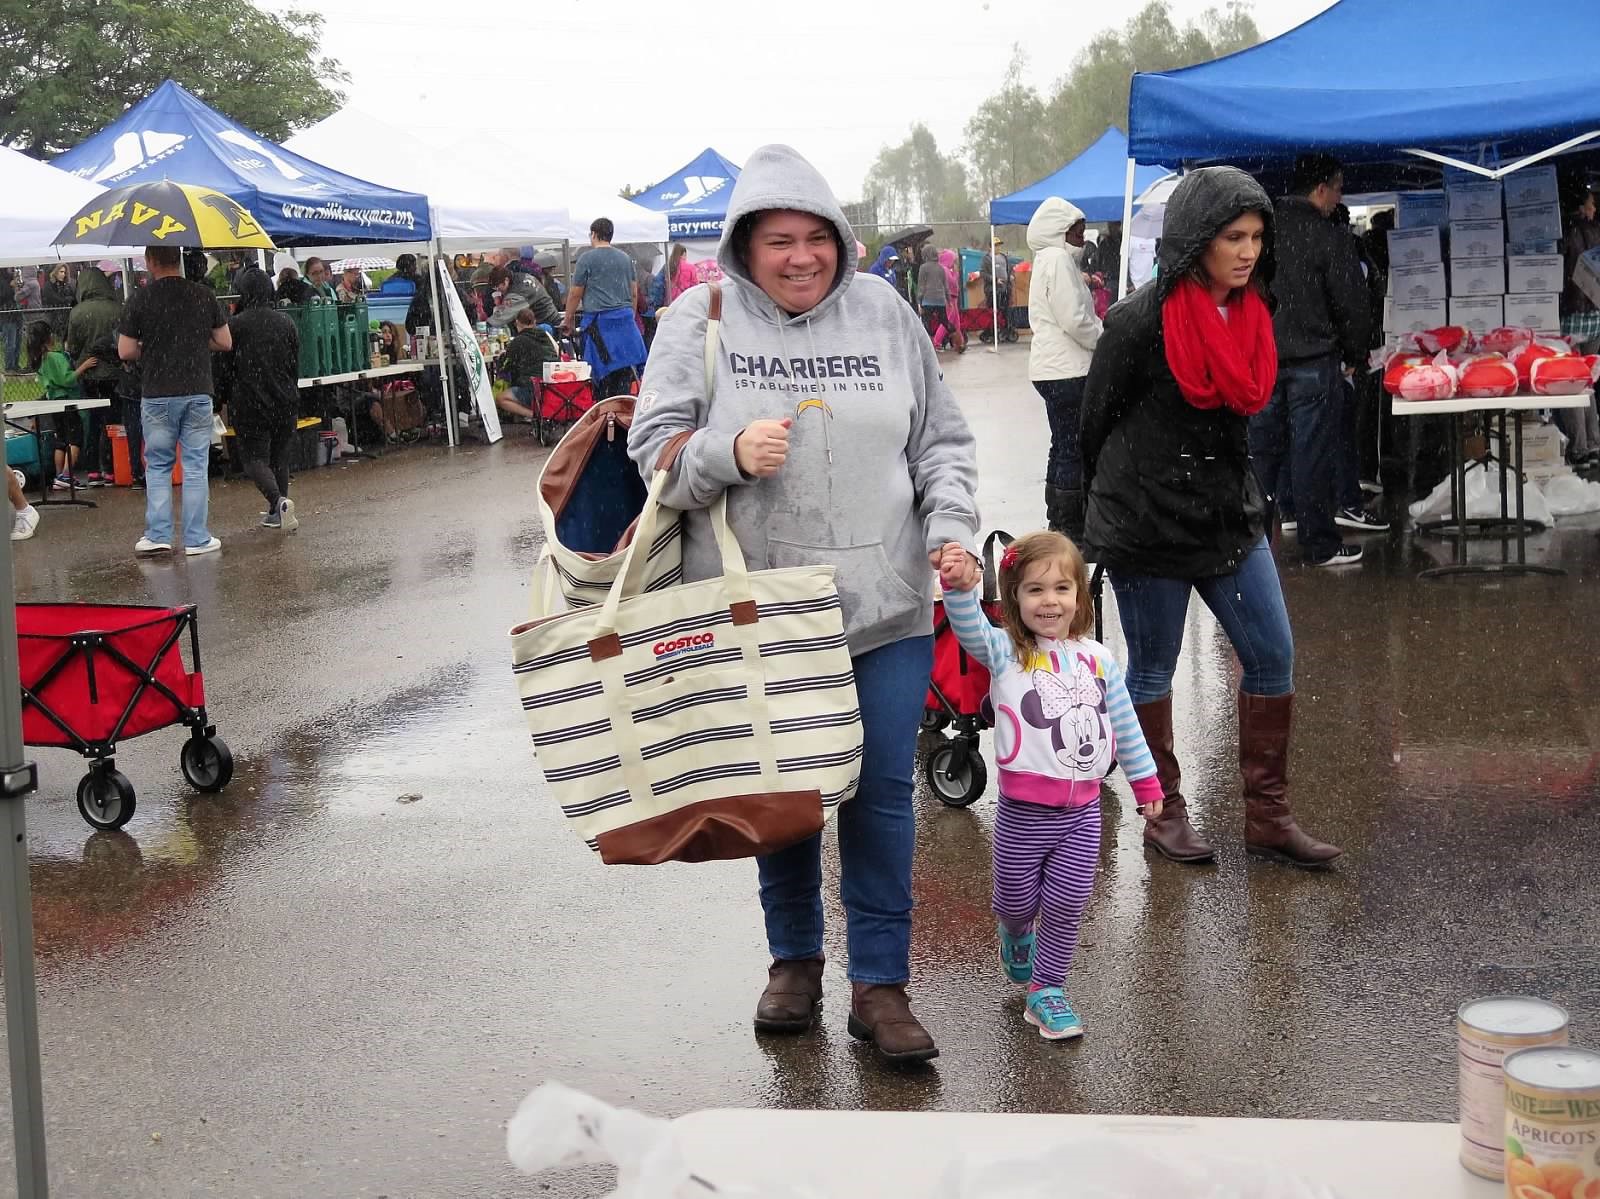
[[989, 127, 1166, 226], [1119, 0, 1600, 296], [53, 80, 431, 245], [632, 148, 742, 241]]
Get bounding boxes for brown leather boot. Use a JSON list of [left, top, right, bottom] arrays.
[[1239, 691, 1343, 869], [847, 983, 938, 1063], [753, 958, 824, 1033], [1133, 696, 1215, 863]]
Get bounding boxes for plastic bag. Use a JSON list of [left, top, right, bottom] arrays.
[[1478, 326, 1537, 355], [506, 1083, 826, 1199], [1540, 472, 1600, 515], [1381, 351, 1432, 395], [1529, 354, 1600, 395], [1407, 459, 1557, 526], [1413, 326, 1473, 355], [1456, 354, 1519, 398], [1395, 353, 1458, 401], [932, 1135, 1345, 1199]]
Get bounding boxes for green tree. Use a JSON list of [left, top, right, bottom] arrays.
[[863, 123, 978, 227], [963, 46, 1054, 203], [0, 0, 348, 157]]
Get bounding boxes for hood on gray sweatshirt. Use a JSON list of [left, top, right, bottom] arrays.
[[630, 144, 980, 657]]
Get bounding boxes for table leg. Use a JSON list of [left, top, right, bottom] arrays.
[[1497, 411, 1510, 525], [28, 411, 95, 511]]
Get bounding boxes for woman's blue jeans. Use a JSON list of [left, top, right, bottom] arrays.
[[1108, 539, 1294, 702], [141, 394, 213, 549], [756, 634, 932, 985]]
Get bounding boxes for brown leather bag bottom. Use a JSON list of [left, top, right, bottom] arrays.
[[595, 790, 825, 865]]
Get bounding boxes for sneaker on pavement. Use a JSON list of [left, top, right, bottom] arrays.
[[1024, 986, 1084, 1040], [278, 497, 298, 532], [1336, 506, 1390, 531], [10, 505, 39, 541], [134, 537, 172, 556], [131, 477, 147, 491], [185, 537, 222, 557], [261, 506, 281, 529], [997, 922, 1035, 984], [51, 473, 73, 491], [1310, 543, 1364, 568]]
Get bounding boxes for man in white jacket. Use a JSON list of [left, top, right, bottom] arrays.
[[1027, 197, 1103, 538]]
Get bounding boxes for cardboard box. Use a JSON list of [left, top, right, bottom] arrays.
[[1386, 298, 1449, 334], [1506, 202, 1562, 245], [1507, 254, 1565, 295], [1508, 239, 1561, 257], [1574, 245, 1600, 311], [1388, 226, 1442, 265], [1502, 165, 1560, 209], [1449, 259, 1504, 296], [1449, 295, 1504, 333], [1388, 262, 1447, 302], [1502, 291, 1561, 333], [542, 361, 592, 381], [1450, 220, 1505, 260], [1446, 180, 1504, 221], [1396, 191, 1447, 229]]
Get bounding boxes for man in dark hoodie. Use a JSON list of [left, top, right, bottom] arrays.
[[68, 266, 126, 484], [630, 144, 980, 1065], [220, 267, 300, 531], [1249, 153, 1373, 569]]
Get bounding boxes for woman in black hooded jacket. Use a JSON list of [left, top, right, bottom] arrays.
[[1080, 166, 1340, 871], [220, 267, 300, 532]]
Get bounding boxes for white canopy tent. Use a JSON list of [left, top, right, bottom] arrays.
[[0, 145, 144, 267]]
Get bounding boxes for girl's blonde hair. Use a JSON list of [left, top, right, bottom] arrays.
[[996, 530, 1094, 666]]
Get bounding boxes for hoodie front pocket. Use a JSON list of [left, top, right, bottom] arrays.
[[766, 539, 923, 635]]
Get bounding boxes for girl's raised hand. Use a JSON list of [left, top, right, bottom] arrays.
[[1138, 800, 1165, 821], [937, 542, 978, 592]]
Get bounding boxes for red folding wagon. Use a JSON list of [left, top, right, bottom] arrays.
[[16, 603, 233, 830]]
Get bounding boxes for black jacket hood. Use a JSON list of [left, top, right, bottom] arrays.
[[1155, 166, 1275, 302], [235, 266, 277, 311]]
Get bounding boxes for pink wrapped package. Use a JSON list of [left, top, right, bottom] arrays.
[[1529, 354, 1600, 396], [1382, 352, 1432, 396], [1456, 354, 1519, 399], [1413, 327, 1474, 355], [1510, 339, 1572, 386], [1478, 326, 1537, 355], [1395, 353, 1459, 401]]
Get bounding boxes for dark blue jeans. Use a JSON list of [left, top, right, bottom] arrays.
[[1035, 376, 1086, 492], [1250, 355, 1342, 562], [757, 634, 932, 984], [1108, 539, 1295, 702], [0, 321, 19, 372]]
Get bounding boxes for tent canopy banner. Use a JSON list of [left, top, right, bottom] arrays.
[[632, 148, 742, 241], [53, 80, 432, 245], [0, 145, 146, 266], [1129, 0, 1600, 171], [990, 127, 1167, 225]]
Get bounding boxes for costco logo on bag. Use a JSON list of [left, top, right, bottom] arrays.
[[653, 631, 716, 660]]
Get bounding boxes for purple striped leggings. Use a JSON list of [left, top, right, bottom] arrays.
[[992, 796, 1102, 988]]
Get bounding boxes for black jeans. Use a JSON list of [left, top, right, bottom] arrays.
[[1034, 376, 1087, 493], [119, 394, 144, 481], [1250, 354, 1342, 562], [236, 418, 295, 508], [920, 305, 945, 342]]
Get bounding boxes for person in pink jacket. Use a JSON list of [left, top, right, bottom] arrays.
[[666, 244, 697, 303], [938, 249, 966, 353]]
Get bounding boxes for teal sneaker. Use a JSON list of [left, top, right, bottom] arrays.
[[1024, 986, 1083, 1040], [997, 922, 1034, 983]]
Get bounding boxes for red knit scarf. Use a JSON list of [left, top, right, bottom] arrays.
[[1162, 277, 1277, 416]]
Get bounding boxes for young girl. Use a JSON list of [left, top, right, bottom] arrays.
[[28, 321, 98, 490], [939, 531, 1164, 1040]]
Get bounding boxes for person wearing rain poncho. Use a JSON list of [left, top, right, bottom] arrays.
[[1080, 167, 1343, 872], [629, 144, 980, 1065]]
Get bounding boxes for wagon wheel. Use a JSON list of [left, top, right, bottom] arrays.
[[919, 708, 951, 735], [180, 735, 234, 793], [925, 741, 986, 808], [77, 770, 136, 831]]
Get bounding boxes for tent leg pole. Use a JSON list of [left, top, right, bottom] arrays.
[[0, 535, 48, 1199], [1118, 158, 1137, 301], [988, 224, 999, 355], [430, 242, 458, 448]]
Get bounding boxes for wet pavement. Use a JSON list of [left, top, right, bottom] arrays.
[[0, 346, 1597, 1197]]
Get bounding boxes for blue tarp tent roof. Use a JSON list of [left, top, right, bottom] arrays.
[[53, 80, 431, 245], [1130, 0, 1600, 168], [990, 128, 1166, 225], [633, 148, 742, 241]]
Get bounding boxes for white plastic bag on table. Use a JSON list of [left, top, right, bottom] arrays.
[[1540, 472, 1600, 515], [1407, 460, 1557, 526], [507, 1083, 827, 1199], [931, 1135, 1344, 1199]]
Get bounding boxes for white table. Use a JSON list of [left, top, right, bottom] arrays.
[[672, 1109, 1500, 1198], [1392, 391, 1591, 578], [3, 396, 114, 508], [295, 357, 436, 389]]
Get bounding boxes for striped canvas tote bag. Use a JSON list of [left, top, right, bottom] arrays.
[[510, 462, 863, 865], [534, 397, 682, 613]]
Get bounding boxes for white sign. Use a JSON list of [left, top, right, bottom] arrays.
[[438, 260, 502, 444]]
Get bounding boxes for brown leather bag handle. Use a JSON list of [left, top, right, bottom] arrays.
[[653, 284, 722, 473]]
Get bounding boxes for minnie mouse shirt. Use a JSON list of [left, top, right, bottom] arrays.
[[943, 588, 1163, 810]]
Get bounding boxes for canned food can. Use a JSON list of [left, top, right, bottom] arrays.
[[1503, 1045, 1600, 1199], [1458, 996, 1569, 1179]]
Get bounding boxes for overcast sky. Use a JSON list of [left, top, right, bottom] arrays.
[[254, 0, 1334, 203]]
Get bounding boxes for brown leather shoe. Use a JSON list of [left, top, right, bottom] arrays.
[[1238, 690, 1343, 869], [753, 958, 823, 1033], [1133, 696, 1215, 863], [846, 983, 938, 1063]]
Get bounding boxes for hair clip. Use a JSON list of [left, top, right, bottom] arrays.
[[999, 545, 1019, 572]]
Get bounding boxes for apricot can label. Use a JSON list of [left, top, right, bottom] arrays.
[[1503, 1045, 1600, 1199]]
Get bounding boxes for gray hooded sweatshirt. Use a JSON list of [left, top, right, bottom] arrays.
[[628, 144, 980, 657]]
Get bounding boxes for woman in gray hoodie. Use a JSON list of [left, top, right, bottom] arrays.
[[630, 144, 980, 1064]]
